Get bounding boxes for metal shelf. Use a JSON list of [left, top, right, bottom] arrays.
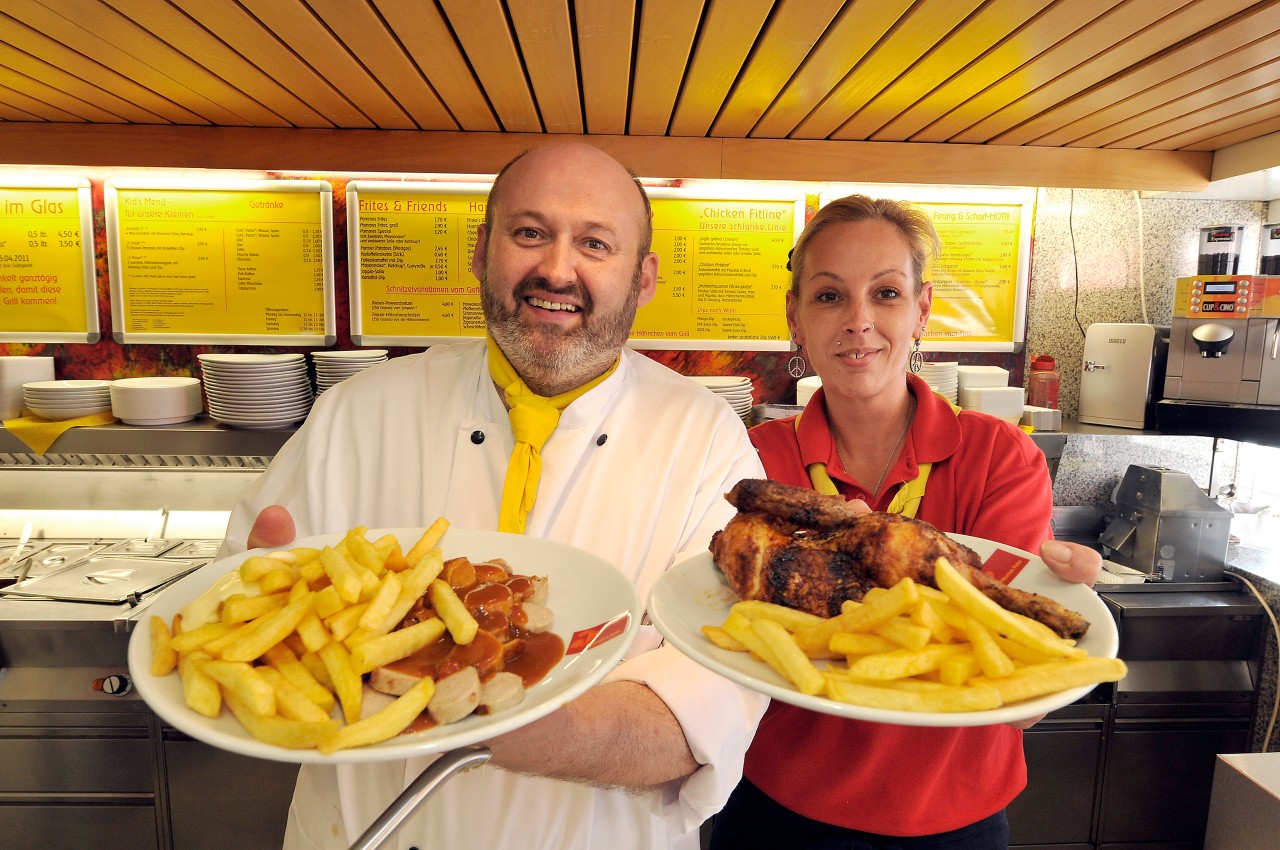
[[1, 416, 295, 460]]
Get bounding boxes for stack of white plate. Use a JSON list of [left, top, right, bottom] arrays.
[[918, 361, 959, 403], [688, 375, 754, 422], [197, 353, 313, 429], [311, 349, 389, 393], [110, 377, 203, 426], [22, 379, 112, 421]]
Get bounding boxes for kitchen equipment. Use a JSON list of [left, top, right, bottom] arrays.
[[1198, 224, 1245, 275], [1079, 323, 1169, 429], [1163, 274, 1280, 405], [1098, 464, 1232, 582]]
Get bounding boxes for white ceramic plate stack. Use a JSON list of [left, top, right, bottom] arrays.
[[22, 379, 112, 421], [311, 349, 389, 393], [688, 375, 754, 422], [918, 361, 959, 403], [110, 377, 204, 426], [197, 354, 313, 430]]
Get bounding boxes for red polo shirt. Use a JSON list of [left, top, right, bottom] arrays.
[[742, 373, 1053, 836]]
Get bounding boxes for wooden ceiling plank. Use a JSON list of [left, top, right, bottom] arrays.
[[846, 0, 1055, 141], [870, 0, 1113, 142], [0, 62, 127, 123], [1071, 55, 1280, 148], [305, 0, 456, 131], [46, 0, 289, 126], [792, 0, 986, 140], [1142, 100, 1280, 150], [0, 101, 45, 122], [1104, 85, 1280, 149], [438, 0, 541, 133], [1020, 5, 1280, 146], [750, 0, 913, 139], [371, 0, 497, 131], [0, 80, 85, 123], [1177, 113, 1280, 151], [576, 0, 635, 135], [668, 0, 773, 138], [0, 33, 170, 122], [169, 0, 369, 129], [105, 0, 325, 127], [709, 0, 845, 138], [943, 0, 1260, 144], [509, 0, 582, 134], [630, 0, 705, 136], [239, 0, 416, 130]]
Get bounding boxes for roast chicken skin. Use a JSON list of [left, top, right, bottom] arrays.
[[711, 479, 1090, 641]]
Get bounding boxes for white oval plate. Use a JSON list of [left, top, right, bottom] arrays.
[[129, 528, 640, 763], [648, 533, 1118, 727]]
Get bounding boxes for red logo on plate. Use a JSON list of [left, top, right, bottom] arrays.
[[567, 612, 631, 655], [982, 548, 1030, 584]]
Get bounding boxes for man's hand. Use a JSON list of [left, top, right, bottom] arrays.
[[1039, 540, 1101, 588], [247, 505, 296, 550]]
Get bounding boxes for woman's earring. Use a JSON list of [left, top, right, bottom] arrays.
[[909, 338, 925, 374], [787, 345, 807, 379]]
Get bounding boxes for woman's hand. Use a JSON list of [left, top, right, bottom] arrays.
[[1039, 539, 1101, 588]]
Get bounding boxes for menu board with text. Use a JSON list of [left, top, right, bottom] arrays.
[[820, 187, 1034, 352], [347, 182, 802, 349], [106, 179, 335, 345], [0, 178, 99, 343]]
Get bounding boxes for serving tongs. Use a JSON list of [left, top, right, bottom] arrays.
[[4, 521, 33, 584], [348, 746, 491, 850]]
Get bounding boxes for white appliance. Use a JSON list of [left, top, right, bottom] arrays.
[[1079, 323, 1169, 429]]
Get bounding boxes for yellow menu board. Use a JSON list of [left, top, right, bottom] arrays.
[[347, 182, 801, 349], [105, 179, 335, 345], [820, 187, 1034, 352], [346, 181, 488, 345], [0, 178, 99, 343]]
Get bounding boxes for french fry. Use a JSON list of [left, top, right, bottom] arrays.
[[829, 631, 898, 658], [938, 650, 981, 687], [833, 578, 919, 633], [846, 642, 968, 681], [973, 657, 1127, 704], [300, 650, 335, 691], [911, 599, 956, 644], [260, 567, 301, 596], [224, 692, 338, 749], [934, 557, 1084, 659], [344, 530, 386, 575], [872, 616, 933, 650], [219, 592, 315, 663], [200, 659, 276, 717], [295, 610, 332, 653], [324, 601, 370, 643], [721, 610, 783, 671], [359, 571, 403, 632], [170, 620, 236, 654], [730, 600, 827, 633], [959, 613, 1016, 679], [239, 555, 285, 583], [428, 579, 478, 645], [313, 585, 344, 619], [319, 546, 362, 604], [221, 590, 289, 624], [201, 619, 259, 657], [405, 517, 450, 567], [701, 624, 747, 652], [827, 679, 1002, 713], [318, 675, 436, 755], [371, 550, 446, 638], [179, 650, 221, 718], [318, 640, 363, 724], [150, 615, 178, 676], [263, 643, 336, 713], [751, 618, 825, 696], [350, 617, 447, 675], [257, 665, 332, 723]]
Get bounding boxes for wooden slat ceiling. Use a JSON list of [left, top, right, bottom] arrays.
[[0, 0, 1278, 176]]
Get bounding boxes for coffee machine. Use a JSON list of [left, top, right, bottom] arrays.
[[1163, 274, 1280, 405]]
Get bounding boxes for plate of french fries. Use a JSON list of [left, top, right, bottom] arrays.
[[128, 523, 640, 763], [649, 534, 1124, 727]]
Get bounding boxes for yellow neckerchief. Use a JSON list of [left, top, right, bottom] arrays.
[[487, 337, 618, 534], [799, 391, 960, 518]]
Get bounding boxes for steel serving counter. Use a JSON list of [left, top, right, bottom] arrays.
[[0, 419, 298, 850]]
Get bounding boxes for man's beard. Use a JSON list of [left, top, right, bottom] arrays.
[[481, 265, 643, 395]]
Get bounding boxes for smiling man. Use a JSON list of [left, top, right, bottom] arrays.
[[220, 142, 767, 850]]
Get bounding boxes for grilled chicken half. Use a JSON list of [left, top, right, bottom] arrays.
[[711, 479, 1089, 641]]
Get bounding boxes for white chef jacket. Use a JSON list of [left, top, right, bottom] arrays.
[[220, 340, 769, 850]]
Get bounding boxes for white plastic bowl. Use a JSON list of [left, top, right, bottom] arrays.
[[110, 377, 203, 425]]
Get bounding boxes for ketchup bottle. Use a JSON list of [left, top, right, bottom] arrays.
[[1027, 355, 1060, 409]]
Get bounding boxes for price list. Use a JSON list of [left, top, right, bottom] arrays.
[[106, 181, 334, 345], [0, 181, 99, 342], [347, 183, 489, 344], [918, 202, 1024, 345], [632, 195, 798, 349]]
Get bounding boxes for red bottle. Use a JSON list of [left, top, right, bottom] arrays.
[[1028, 355, 1060, 409]]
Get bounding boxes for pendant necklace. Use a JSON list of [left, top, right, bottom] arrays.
[[837, 395, 916, 500]]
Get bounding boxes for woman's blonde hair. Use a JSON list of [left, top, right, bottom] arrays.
[[789, 195, 941, 296]]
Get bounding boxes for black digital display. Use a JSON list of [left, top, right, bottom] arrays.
[[1203, 282, 1238, 294]]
